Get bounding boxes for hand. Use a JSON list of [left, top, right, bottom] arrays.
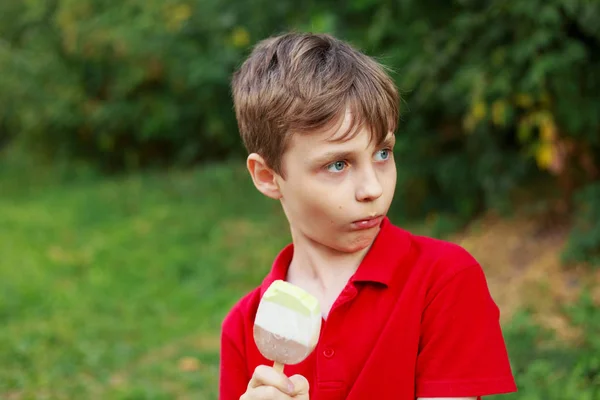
[[240, 365, 309, 399]]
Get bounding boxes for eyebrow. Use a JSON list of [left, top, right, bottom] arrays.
[[311, 150, 355, 165], [381, 135, 396, 147], [311, 136, 396, 165]]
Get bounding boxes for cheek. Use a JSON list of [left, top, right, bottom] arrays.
[[382, 164, 397, 193], [389, 172, 397, 194], [289, 184, 327, 218], [295, 192, 342, 228], [285, 175, 352, 228]]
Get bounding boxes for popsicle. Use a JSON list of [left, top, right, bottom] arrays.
[[253, 280, 322, 373]]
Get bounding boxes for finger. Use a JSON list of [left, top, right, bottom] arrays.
[[289, 374, 309, 396], [248, 365, 295, 395], [249, 385, 293, 400]]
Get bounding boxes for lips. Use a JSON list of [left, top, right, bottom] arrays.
[[351, 215, 383, 230]]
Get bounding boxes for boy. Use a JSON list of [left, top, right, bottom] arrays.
[[220, 32, 517, 400]]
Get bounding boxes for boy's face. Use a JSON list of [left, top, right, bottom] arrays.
[[275, 111, 396, 253]]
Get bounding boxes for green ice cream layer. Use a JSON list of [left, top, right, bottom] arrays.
[[262, 280, 320, 317]]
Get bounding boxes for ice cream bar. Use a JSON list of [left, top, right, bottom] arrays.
[[253, 280, 322, 372]]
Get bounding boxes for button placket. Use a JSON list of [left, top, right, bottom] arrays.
[[318, 284, 357, 362], [323, 347, 335, 358]]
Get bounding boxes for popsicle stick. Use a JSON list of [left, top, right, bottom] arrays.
[[273, 361, 284, 373]]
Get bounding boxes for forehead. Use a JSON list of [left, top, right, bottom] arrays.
[[325, 108, 360, 143], [291, 109, 390, 152]]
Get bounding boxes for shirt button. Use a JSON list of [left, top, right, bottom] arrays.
[[323, 348, 335, 358]]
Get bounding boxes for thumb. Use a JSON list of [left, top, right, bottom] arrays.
[[289, 374, 309, 396]]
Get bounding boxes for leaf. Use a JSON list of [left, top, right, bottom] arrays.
[[230, 27, 250, 48], [540, 116, 558, 142], [472, 101, 487, 122], [492, 99, 507, 126], [515, 93, 534, 109], [517, 117, 533, 143], [535, 141, 554, 170], [165, 3, 192, 32]]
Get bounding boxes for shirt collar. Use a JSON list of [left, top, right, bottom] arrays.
[[350, 216, 410, 286], [260, 243, 293, 296], [260, 217, 411, 295]]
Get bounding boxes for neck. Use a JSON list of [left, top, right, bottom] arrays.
[[286, 226, 374, 292]]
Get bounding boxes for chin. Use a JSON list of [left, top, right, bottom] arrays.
[[335, 232, 378, 253]]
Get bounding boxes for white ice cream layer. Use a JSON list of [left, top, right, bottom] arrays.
[[254, 301, 320, 347]]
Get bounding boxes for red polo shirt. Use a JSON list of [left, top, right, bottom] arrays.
[[219, 217, 517, 399]]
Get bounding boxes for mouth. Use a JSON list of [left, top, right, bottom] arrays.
[[351, 215, 383, 230]]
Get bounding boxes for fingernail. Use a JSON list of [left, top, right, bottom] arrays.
[[287, 380, 295, 394]]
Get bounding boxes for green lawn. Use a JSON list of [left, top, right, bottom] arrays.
[[1, 157, 597, 399], [0, 161, 295, 399]]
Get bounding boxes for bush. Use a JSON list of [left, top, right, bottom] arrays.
[[0, 0, 254, 170], [333, 0, 600, 259], [563, 183, 600, 266], [496, 291, 600, 399], [348, 0, 600, 221], [1, 0, 600, 259]]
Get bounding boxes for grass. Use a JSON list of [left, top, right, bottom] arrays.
[[1, 151, 598, 399], [0, 158, 293, 399]]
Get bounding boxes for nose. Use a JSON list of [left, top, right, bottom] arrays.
[[355, 166, 383, 202]]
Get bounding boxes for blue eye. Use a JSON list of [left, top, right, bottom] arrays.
[[327, 161, 347, 172], [375, 149, 391, 161]]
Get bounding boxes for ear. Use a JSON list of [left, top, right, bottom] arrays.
[[246, 153, 282, 199]]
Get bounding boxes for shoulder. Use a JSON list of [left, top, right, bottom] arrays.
[[376, 220, 483, 290], [406, 230, 481, 278], [221, 286, 262, 341], [410, 232, 479, 269], [389, 224, 488, 299], [383, 219, 477, 270], [404, 232, 496, 310], [221, 243, 292, 343]]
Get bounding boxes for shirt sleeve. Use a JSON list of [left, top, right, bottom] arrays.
[[415, 264, 517, 398], [219, 308, 250, 400]]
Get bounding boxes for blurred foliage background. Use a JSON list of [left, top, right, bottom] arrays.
[[0, 0, 599, 398]]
